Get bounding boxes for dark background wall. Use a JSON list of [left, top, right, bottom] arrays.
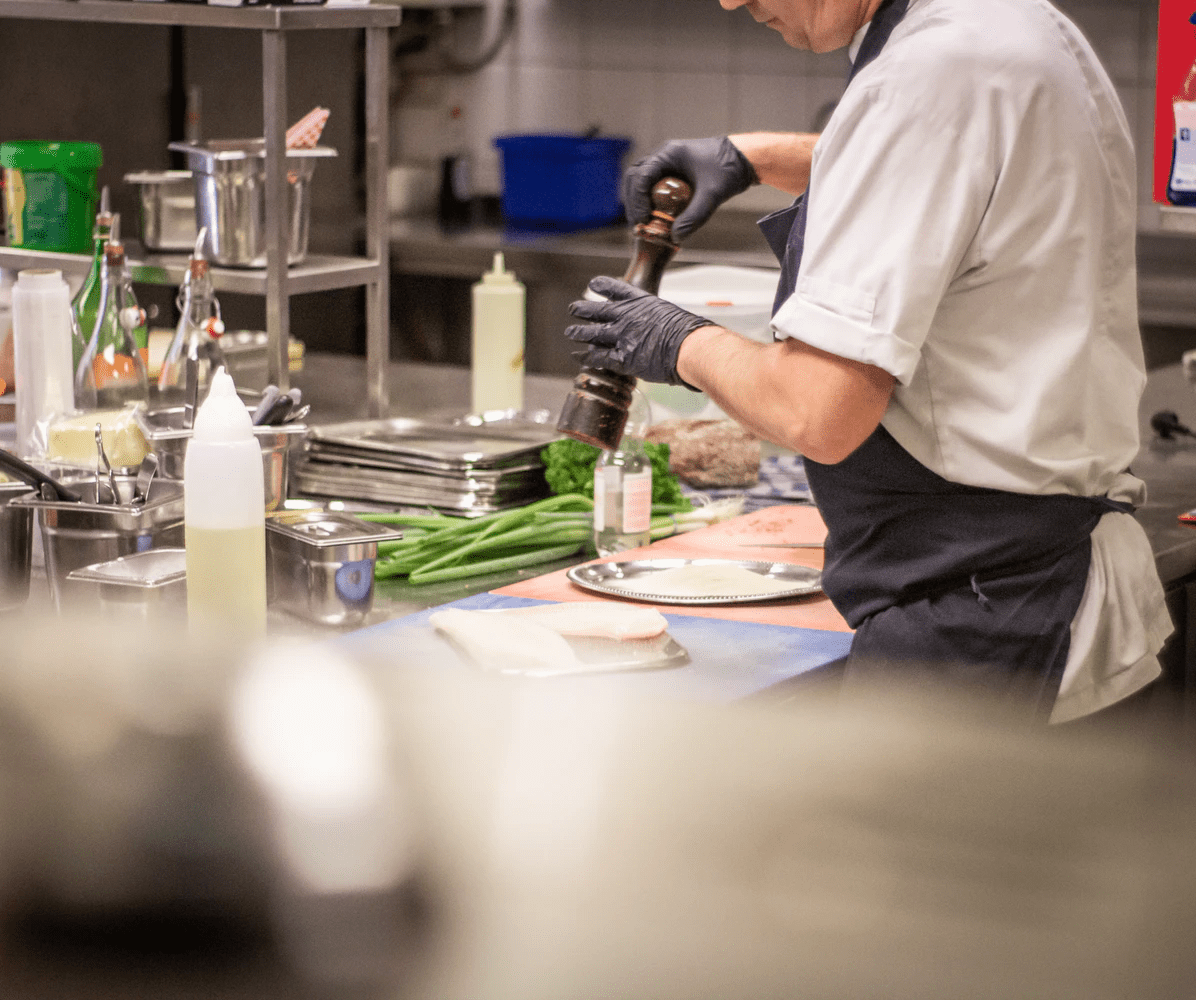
[[0, 17, 366, 354]]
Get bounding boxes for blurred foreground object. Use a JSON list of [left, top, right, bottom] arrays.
[[0, 617, 1194, 999]]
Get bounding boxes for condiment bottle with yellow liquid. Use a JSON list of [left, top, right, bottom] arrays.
[[184, 367, 266, 637], [471, 251, 525, 415]]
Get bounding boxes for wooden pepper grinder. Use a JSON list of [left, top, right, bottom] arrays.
[[555, 176, 694, 450]]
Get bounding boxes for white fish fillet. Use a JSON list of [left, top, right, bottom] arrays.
[[496, 602, 668, 640], [430, 608, 580, 674]]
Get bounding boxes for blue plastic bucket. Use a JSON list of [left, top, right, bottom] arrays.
[[494, 134, 632, 231]]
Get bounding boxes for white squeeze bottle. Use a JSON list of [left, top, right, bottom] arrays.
[[471, 251, 525, 414], [184, 367, 266, 636], [11, 269, 75, 459]]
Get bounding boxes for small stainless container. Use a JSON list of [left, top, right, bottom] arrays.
[[0, 479, 34, 612], [168, 139, 337, 268], [66, 547, 187, 621], [266, 510, 402, 627], [11, 476, 185, 612], [124, 170, 198, 252], [135, 404, 307, 513]]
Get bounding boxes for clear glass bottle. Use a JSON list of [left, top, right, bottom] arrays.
[[71, 186, 113, 376], [593, 388, 653, 556], [75, 213, 149, 410], [158, 228, 225, 400]]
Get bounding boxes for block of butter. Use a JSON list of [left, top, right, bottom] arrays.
[[47, 407, 150, 470]]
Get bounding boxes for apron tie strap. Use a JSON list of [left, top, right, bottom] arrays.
[[970, 574, 993, 612]]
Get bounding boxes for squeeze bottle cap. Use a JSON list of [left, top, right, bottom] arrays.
[[15, 268, 66, 290], [192, 367, 253, 444], [481, 251, 517, 285]]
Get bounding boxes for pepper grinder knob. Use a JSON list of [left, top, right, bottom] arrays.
[[648, 177, 691, 225], [555, 177, 694, 451]]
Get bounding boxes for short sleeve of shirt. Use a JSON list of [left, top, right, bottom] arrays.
[[772, 50, 998, 386]]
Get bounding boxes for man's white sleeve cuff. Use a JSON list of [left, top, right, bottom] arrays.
[[772, 289, 921, 386]]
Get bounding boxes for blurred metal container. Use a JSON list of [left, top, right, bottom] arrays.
[[168, 139, 337, 268], [124, 170, 198, 252], [66, 547, 187, 621], [266, 510, 402, 626], [11, 476, 185, 611], [135, 404, 307, 512], [220, 330, 305, 393], [0, 479, 34, 612]]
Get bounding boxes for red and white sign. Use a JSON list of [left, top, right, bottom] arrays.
[[1156, 0, 1196, 204]]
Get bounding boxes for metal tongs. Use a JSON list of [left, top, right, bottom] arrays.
[[183, 351, 200, 430], [94, 424, 119, 505]]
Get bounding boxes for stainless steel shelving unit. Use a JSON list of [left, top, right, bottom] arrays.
[[0, 0, 404, 415]]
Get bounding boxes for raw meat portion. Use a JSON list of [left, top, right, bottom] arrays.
[[645, 418, 760, 488], [430, 608, 579, 674], [498, 602, 667, 640]]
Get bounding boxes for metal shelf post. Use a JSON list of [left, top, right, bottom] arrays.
[[0, 0, 403, 414]]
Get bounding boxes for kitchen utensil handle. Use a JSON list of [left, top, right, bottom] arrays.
[[0, 447, 83, 502], [184, 352, 200, 430]]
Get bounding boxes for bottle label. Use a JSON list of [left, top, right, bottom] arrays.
[[594, 464, 609, 532], [1174, 101, 1196, 192], [621, 469, 652, 533], [3, 169, 25, 246]]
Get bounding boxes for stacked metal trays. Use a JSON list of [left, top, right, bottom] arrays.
[[294, 414, 561, 515]]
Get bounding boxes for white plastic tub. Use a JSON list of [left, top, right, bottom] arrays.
[[647, 265, 780, 422]]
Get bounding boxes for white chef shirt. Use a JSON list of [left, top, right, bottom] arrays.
[[770, 0, 1170, 720]]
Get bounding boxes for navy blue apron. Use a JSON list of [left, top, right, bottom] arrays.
[[757, 0, 1132, 715]]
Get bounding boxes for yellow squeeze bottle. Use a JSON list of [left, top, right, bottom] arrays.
[[183, 367, 266, 637], [471, 251, 525, 415]]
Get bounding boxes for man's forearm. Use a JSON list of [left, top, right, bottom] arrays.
[[729, 132, 820, 197], [676, 326, 895, 464]]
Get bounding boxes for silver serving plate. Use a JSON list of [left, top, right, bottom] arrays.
[[567, 558, 823, 606]]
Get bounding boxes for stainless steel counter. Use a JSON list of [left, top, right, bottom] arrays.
[[390, 213, 1196, 329], [12, 353, 1196, 634]]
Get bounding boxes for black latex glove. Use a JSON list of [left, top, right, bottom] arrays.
[[622, 137, 758, 242], [565, 276, 713, 387]]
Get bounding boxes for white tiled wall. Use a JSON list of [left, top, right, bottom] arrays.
[[392, 0, 1164, 229]]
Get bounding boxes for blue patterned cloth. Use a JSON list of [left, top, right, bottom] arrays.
[[682, 454, 813, 513]]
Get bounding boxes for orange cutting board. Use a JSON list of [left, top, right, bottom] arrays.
[[494, 504, 852, 633]]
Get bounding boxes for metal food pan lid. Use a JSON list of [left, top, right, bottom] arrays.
[[67, 548, 187, 589], [124, 170, 193, 184], [168, 140, 337, 162], [266, 510, 403, 547]]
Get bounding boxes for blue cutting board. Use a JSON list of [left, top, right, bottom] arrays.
[[345, 594, 851, 703]]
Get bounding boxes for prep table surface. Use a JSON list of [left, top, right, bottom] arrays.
[[12, 354, 1196, 669]]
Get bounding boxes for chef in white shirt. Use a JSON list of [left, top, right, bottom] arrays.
[[564, 0, 1173, 723]]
